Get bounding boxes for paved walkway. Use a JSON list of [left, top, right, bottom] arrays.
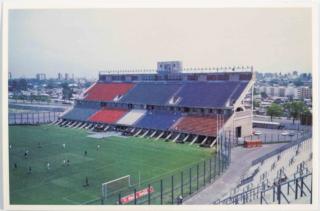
[[184, 143, 285, 204]]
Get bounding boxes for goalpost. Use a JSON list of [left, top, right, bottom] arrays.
[[101, 175, 132, 203]]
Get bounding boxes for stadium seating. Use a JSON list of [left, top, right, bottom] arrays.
[[228, 82, 248, 104], [116, 109, 146, 126], [175, 81, 248, 107], [171, 115, 223, 137], [88, 108, 128, 124], [62, 107, 99, 121], [134, 110, 181, 130], [62, 101, 100, 121], [216, 138, 312, 204], [119, 82, 182, 105], [84, 82, 135, 101]]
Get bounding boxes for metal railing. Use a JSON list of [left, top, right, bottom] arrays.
[[251, 132, 312, 166], [240, 129, 312, 145], [214, 173, 312, 205]]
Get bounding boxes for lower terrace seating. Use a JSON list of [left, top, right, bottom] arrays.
[[116, 109, 146, 126], [62, 105, 100, 121], [119, 82, 182, 105], [84, 82, 135, 101], [134, 110, 181, 130], [171, 115, 224, 137], [88, 108, 128, 124], [175, 81, 248, 108]]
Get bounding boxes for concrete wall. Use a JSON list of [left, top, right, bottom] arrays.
[[223, 109, 252, 138]]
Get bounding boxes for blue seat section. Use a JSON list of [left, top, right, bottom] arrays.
[[120, 82, 182, 105], [134, 110, 181, 130], [229, 82, 248, 103], [62, 101, 100, 121], [176, 81, 248, 108]]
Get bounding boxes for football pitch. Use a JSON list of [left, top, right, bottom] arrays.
[[9, 125, 214, 205]]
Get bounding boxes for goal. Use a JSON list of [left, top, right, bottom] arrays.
[[101, 175, 132, 202]]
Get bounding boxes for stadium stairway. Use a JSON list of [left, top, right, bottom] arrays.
[[210, 139, 217, 148], [74, 122, 83, 128], [52, 119, 62, 126], [140, 130, 150, 138], [133, 129, 142, 137], [155, 132, 164, 140], [103, 125, 110, 131], [189, 135, 199, 145], [182, 134, 190, 143], [60, 121, 70, 127], [172, 133, 181, 142], [200, 137, 208, 145], [165, 132, 173, 140], [79, 122, 87, 129], [149, 130, 157, 138]]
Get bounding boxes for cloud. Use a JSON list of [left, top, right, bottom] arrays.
[[9, 8, 312, 79]]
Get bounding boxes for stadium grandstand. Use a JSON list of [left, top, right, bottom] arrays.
[[58, 61, 255, 147], [10, 61, 313, 205]]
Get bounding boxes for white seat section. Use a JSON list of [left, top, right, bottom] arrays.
[[116, 109, 146, 126]]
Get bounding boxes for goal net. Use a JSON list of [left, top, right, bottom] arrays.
[[101, 175, 132, 202]]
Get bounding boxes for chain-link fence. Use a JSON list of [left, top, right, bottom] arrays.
[[9, 112, 61, 125]]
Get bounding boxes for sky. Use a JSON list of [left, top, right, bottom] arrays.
[[9, 8, 312, 79]]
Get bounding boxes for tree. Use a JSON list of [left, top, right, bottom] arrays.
[[284, 101, 308, 124], [267, 103, 283, 122], [293, 79, 303, 87]]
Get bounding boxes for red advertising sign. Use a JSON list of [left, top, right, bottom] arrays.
[[120, 186, 154, 204]]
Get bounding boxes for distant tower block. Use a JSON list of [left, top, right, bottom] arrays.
[[157, 61, 182, 74]]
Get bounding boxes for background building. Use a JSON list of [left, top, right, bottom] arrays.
[[36, 73, 46, 80]]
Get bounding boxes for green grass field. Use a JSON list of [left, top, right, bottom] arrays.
[[9, 125, 214, 205]]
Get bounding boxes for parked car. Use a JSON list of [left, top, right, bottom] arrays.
[[253, 130, 263, 135]]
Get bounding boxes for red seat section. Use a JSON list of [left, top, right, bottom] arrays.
[[172, 116, 224, 136], [84, 83, 135, 101], [88, 108, 128, 123]]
